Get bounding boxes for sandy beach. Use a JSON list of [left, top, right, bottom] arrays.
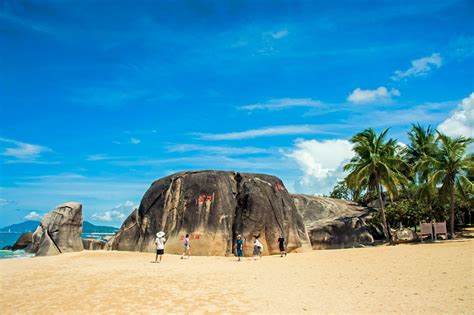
[[1, 239, 473, 314]]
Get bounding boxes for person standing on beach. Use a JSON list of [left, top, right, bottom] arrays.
[[236, 235, 244, 261], [155, 231, 166, 263], [253, 237, 263, 260], [181, 234, 191, 259], [278, 234, 287, 257]]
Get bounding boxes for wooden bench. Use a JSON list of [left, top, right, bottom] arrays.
[[433, 221, 448, 240], [420, 222, 433, 242]]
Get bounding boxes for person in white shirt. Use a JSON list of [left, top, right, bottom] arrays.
[[181, 234, 191, 259], [253, 237, 263, 260], [155, 231, 166, 263]]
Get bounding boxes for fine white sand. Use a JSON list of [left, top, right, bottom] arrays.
[[1, 239, 473, 314]]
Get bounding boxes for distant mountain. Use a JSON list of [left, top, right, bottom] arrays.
[[0, 220, 40, 233], [0, 220, 118, 234], [83, 221, 118, 233]]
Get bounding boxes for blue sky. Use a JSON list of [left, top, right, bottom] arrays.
[[1, 0, 473, 227]]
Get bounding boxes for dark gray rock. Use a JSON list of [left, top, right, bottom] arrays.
[[292, 194, 377, 249], [2, 246, 13, 250], [109, 171, 310, 256], [32, 202, 84, 256], [12, 232, 33, 250]]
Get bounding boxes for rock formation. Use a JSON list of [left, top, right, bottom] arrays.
[[31, 202, 83, 256], [83, 238, 106, 250], [109, 171, 310, 256], [12, 232, 33, 251], [391, 228, 418, 243], [292, 194, 376, 249]]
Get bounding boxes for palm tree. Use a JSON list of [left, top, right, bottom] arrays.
[[406, 124, 438, 207], [424, 133, 473, 238], [344, 128, 410, 240]]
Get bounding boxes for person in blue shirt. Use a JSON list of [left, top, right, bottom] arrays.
[[236, 234, 244, 261]]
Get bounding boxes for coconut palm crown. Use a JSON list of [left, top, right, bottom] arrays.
[[344, 128, 410, 240], [405, 124, 439, 205], [423, 132, 473, 238]]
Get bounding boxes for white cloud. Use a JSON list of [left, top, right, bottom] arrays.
[[391, 53, 442, 81], [286, 139, 353, 195], [167, 144, 270, 155], [86, 154, 108, 161], [238, 98, 322, 111], [448, 36, 474, 60], [0, 198, 8, 207], [196, 125, 335, 141], [0, 137, 51, 162], [91, 211, 126, 222], [130, 137, 141, 144], [271, 30, 289, 39], [347, 86, 400, 104], [24, 211, 43, 221], [91, 201, 137, 222], [438, 92, 474, 138]]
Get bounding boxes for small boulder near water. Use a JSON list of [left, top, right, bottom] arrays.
[[12, 232, 33, 251], [32, 202, 84, 256]]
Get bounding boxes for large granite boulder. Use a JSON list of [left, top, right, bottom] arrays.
[[292, 195, 376, 249], [109, 171, 310, 256], [32, 202, 84, 256], [12, 232, 33, 250]]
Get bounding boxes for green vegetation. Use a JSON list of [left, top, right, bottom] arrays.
[[332, 125, 473, 239], [343, 128, 410, 240]]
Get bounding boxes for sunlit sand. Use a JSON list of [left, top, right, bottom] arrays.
[[1, 239, 472, 314]]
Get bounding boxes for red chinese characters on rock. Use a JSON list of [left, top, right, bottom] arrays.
[[179, 234, 200, 240], [275, 182, 284, 191], [197, 194, 205, 204], [197, 194, 213, 204]]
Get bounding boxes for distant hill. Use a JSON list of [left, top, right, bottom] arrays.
[[83, 221, 118, 233], [0, 220, 118, 234], [0, 220, 40, 233]]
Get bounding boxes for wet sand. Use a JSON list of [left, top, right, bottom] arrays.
[[1, 239, 472, 314]]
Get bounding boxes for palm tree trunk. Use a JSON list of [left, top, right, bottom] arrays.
[[450, 180, 455, 239], [377, 182, 389, 240]]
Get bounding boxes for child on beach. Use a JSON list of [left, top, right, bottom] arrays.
[[278, 234, 287, 257], [181, 234, 191, 259], [253, 237, 263, 260], [236, 235, 244, 261], [155, 231, 166, 263]]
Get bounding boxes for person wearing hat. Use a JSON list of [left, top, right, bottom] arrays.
[[155, 231, 166, 263]]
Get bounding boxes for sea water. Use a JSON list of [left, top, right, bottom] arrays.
[[0, 233, 33, 260], [0, 233, 21, 248], [0, 232, 115, 260], [0, 249, 34, 259]]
